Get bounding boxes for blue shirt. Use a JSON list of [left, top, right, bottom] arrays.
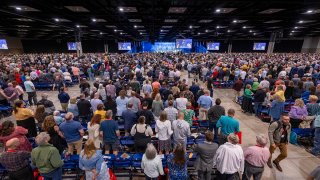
[[59, 120, 83, 143], [216, 116, 240, 135], [79, 150, 103, 173], [24, 81, 35, 92], [197, 95, 213, 109], [58, 92, 70, 103], [122, 109, 137, 130], [100, 120, 119, 143]]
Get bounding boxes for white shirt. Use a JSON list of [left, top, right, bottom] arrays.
[[213, 142, 245, 174], [141, 154, 164, 178], [240, 71, 246, 80], [176, 97, 188, 110], [155, 120, 173, 140]]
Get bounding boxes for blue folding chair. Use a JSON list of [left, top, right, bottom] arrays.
[[103, 154, 115, 168], [113, 153, 132, 178]]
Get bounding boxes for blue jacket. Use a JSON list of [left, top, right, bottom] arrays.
[[58, 92, 70, 103]]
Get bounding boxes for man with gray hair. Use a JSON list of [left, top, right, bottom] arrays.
[[24, 76, 37, 106], [213, 133, 244, 179], [242, 134, 270, 180], [37, 93, 55, 114]]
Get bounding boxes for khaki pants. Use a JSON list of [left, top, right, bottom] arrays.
[[299, 116, 315, 128], [61, 103, 68, 111], [269, 143, 287, 163], [67, 139, 83, 154], [198, 107, 209, 120], [234, 90, 240, 102]]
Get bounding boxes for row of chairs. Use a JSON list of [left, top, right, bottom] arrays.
[[213, 81, 235, 88], [0, 106, 12, 119]]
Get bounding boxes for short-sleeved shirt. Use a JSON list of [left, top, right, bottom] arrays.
[[100, 120, 119, 143], [24, 81, 35, 92], [181, 109, 195, 126], [310, 166, 320, 180], [59, 120, 83, 143], [216, 116, 240, 135]]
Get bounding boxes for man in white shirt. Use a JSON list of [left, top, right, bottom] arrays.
[[240, 70, 247, 80], [175, 93, 188, 110], [259, 77, 270, 90], [213, 133, 244, 179]]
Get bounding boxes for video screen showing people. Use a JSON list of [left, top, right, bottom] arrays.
[[176, 39, 192, 49], [253, 42, 266, 50], [118, 42, 132, 50], [67, 42, 77, 51], [207, 42, 220, 50], [0, 39, 8, 49]]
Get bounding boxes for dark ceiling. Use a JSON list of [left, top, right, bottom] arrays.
[[0, 0, 320, 41]]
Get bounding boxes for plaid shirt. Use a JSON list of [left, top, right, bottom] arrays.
[[0, 151, 30, 172]]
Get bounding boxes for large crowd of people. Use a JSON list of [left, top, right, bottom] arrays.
[[0, 52, 320, 179]]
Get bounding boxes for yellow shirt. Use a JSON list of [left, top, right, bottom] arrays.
[[13, 107, 34, 121], [94, 110, 107, 120], [275, 90, 285, 102]]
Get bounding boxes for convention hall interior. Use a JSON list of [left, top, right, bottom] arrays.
[[1, 0, 320, 180]]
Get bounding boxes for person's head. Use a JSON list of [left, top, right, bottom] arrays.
[[160, 111, 168, 122], [204, 90, 210, 95], [294, 98, 305, 108], [155, 93, 161, 101], [83, 139, 96, 159], [281, 115, 290, 125], [309, 95, 318, 103], [307, 77, 312, 81], [205, 131, 214, 142], [0, 121, 14, 136], [215, 98, 221, 105], [98, 84, 103, 89], [70, 97, 77, 104], [26, 76, 31, 81], [227, 109, 235, 117], [186, 102, 192, 109], [6, 138, 20, 150], [94, 93, 100, 99], [178, 112, 184, 120], [41, 93, 49, 100], [106, 110, 113, 119], [246, 84, 251, 89], [127, 102, 133, 109], [42, 115, 56, 132], [97, 103, 104, 111], [35, 132, 50, 146], [173, 143, 186, 166], [13, 100, 24, 112], [168, 100, 174, 107], [119, 90, 126, 98], [256, 134, 268, 147], [65, 112, 74, 121], [277, 85, 283, 91], [90, 114, 102, 126], [142, 101, 149, 109], [53, 110, 60, 116], [145, 143, 157, 160], [227, 133, 240, 145], [138, 116, 146, 124], [60, 87, 65, 92], [179, 92, 184, 97], [131, 91, 136, 97], [288, 81, 294, 87], [80, 94, 85, 99]]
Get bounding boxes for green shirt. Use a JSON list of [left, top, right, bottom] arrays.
[[244, 89, 253, 98], [181, 109, 195, 126], [252, 82, 259, 91], [31, 144, 64, 173]]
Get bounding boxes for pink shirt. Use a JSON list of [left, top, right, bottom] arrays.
[[244, 145, 270, 167]]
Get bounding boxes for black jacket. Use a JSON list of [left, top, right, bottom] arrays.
[[254, 89, 266, 103]]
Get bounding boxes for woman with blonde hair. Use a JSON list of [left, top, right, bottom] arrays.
[[269, 94, 284, 121], [88, 114, 102, 149], [152, 93, 164, 119], [79, 139, 109, 180], [289, 98, 308, 128], [13, 100, 37, 137]]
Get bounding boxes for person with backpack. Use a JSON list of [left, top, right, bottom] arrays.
[[267, 115, 291, 172]]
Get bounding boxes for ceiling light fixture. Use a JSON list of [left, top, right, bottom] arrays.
[[161, 29, 163, 32], [205, 29, 208, 33], [253, 33, 256, 35], [198, 32, 201, 35], [307, 10, 313, 13], [290, 33, 293, 35], [92, 18, 97, 22], [291, 30, 295, 32], [134, 25, 137, 28], [227, 30, 231, 33], [216, 26, 220, 29], [140, 32, 142, 35], [233, 20, 237, 23], [215, 9, 221, 13], [120, 32, 123, 35], [294, 26, 298, 29], [15, 7, 22, 11], [54, 18, 59, 22], [114, 29, 117, 32], [100, 32, 103, 35], [76, 25, 80, 28], [189, 25, 192, 29], [249, 30, 252, 32], [298, 20, 304, 23], [119, 7, 124, 12], [243, 26, 246, 29]]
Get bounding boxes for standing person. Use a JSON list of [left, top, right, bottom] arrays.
[[308, 166, 320, 180], [155, 111, 173, 155], [116, 90, 129, 117], [130, 116, 153, 153], [42, 116, 66, 154], [37, 93, 55, 114], [105, 80, 116, 99], [206, 76, 214, 98], [59, 112, 84, 155], [208, 98, 226, 141], [243, 135, 270, 180], [253, 86, 266, 117], [99, 110, 120, 155], [128, 91, 141, 113], [164, 100, 178, 123], [193, 131, 219, 180], [233, 77, 243, 102], [269, 94, 284, 121], [213, 133, 244, 180], [197, 90, 214, 120], [77, 94, 92, 123], [152, 93, 164, 120], [24, 76, 37, 106], [57, 87, 70, 112], [12, 100, 37, 137], [79, 139, 109, 180], [91, 93, 103, 113], [172, 112, 191, 149], [137, 101, 155, 125], [176, 92, 188, 110], [31, 132, 64, 180], [167, 144, 188, 180], [0, 138, 33, 180], [88, 114, 102, 149], [267, 115, 291, 172], [68, 98, 79, 118], [180, 102, 195, 126], [216, 109, 240, 145], [242, 84, 254, 113], [141, 143, 164, 180], [93, 104, 107, 120], [122, 103, 138, 136]]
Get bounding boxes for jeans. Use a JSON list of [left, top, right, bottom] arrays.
[[242, 162, 264, 180], [312, 128, 320, 155], [145, 175, 158, 180], [209, 122, 218, 142], [254, 102, 263, 116], [27, 91, 37, 106], [217, 171, 240, 180], [41, 167, 62, 180], [198, 170, 211, 180]]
